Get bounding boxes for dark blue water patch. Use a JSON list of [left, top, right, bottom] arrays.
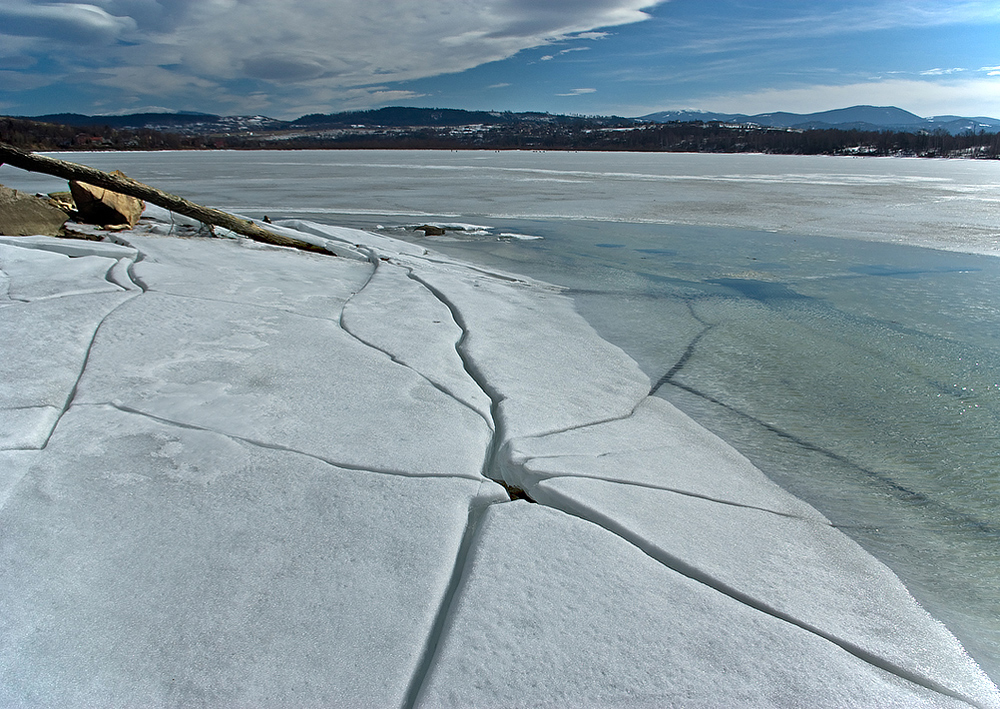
[[849, 264, 982, 279], [708, 277, 812, 303], [595, 243, 625, 248]]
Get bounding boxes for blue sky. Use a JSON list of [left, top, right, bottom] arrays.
[[1, 0, 997, 120]]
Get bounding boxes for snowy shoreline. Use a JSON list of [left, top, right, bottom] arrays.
[[2, 210, 998, 706]]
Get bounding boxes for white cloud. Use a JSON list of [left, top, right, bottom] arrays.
[[0, 0, 666, 115], [557, 88, 598, 96], [920, 68, 967, 76], [542, 46, 592, 61], [0, 2, 137, 43], [696, 77, 1000, 119]]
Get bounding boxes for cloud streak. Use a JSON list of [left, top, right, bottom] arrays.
[[0, 2, 137, 43]]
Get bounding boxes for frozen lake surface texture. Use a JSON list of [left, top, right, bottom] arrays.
[[1, 150, 999, 706]]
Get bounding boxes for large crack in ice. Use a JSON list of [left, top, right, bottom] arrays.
[[337, 258, 493, 430], [533, 490, 990, 707], [401, 481, 506, 709], [390, 263, 988, 706], [403, 270, 507, 486]]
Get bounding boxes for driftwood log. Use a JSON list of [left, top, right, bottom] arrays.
[[0, 143, 324, 252]]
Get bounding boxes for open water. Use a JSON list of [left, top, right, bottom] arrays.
[[3, 149, 1000, 681]]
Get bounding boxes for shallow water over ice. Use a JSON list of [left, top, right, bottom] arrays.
[[3, 149, 1000, 681]]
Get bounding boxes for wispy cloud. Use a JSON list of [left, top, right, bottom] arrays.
[[542, 47, 592, 61], [920, 68, 967, 76], [557, 88, 598, 96]]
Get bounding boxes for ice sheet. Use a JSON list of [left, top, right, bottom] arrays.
[[405, 257, 651, 442], [0, 405, 505, 706], [502, 395, 824, 518], [0, 244, 123, 301], [2, 210, 997, 707], [415, 503, 976, 708], [0, 450, 37, 509], [341, 260, 493, 423], [0, 292, 136, 449], [127, 233, 372, 318], [534, 476, 999, 707], [74, 291, 491, 478]]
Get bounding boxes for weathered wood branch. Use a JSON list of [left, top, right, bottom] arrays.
[[0, 143, 325, 251]]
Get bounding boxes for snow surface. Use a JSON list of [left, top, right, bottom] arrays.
[[1, 209, 998, 707]]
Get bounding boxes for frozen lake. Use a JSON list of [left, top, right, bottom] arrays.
[[3, 149, 999, 681]]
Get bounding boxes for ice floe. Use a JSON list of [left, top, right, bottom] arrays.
[[0, 206, 997, 707]]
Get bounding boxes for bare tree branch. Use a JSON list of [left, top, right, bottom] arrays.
[[0, 143, 328, 252]]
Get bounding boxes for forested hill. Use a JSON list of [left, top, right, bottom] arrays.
[[2, 108, 998, 158]]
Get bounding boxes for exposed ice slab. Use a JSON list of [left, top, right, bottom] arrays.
[[415, 503, 974, 708], [342, 261, 493, 423], [503, 395, 824, 517], [74, 292, 490, 478], [127, 234, 373, 319], [0, 243, 123, 301], [0, 235, 137, 260], [0, 292, 135, 449], [409, 258, 651, 442], [535, 476, 999, 707], [0, 406, 504, 706], [2, 213, 996, 707]]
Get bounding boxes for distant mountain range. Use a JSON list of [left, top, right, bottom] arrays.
[[6, 104, 997, 157], [640, 105, 1000, 135], [21, 107, 632, 135], [21, 105, 1000, 137]]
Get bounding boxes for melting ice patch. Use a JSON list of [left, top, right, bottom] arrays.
[[401, 223, 543, 241]]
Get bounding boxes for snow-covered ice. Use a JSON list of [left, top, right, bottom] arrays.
[[1, 207, 997, 707], [414, 503, 980, 709], [1, 405, 506, 707]]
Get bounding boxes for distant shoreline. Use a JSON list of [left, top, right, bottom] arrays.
[[4, 113, 998, 159]]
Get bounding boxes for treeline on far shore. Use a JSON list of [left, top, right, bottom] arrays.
[[2, 115, 998, 159]]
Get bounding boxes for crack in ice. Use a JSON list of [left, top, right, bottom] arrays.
[[401, 482, 506, 709], [666, 380, 1000, 539], [650, 299, 715, 396], [336, 259, 493, 430], [98, 401, 482, 483], [525, 472, 821, 522], [404, 270, 506, 484], [539, 493, 990, 708], [40, 292, 141, 450]]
